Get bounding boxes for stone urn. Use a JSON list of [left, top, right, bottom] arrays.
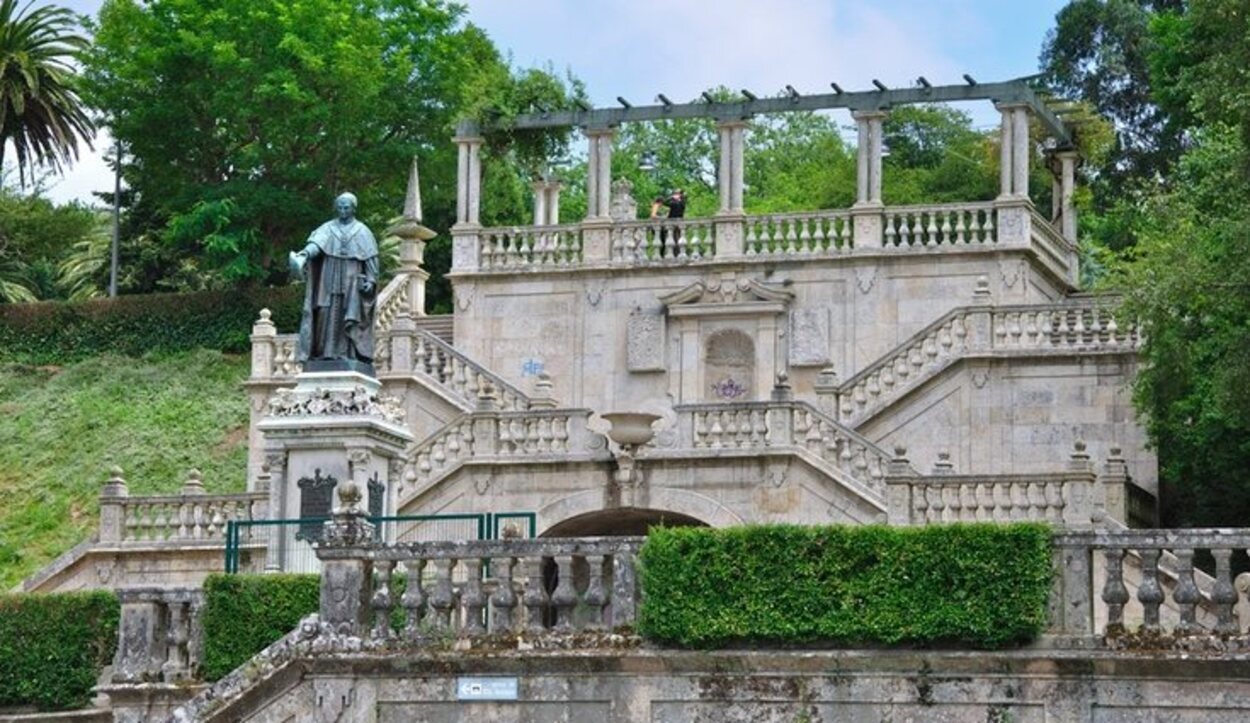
[[600, 412, 661, 448]]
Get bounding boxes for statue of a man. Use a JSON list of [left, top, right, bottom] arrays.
[[290, 192, 379, 374]]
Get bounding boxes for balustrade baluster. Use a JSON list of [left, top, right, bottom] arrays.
[[372, 560, 395, 640], [925, 213, 939, 247], [745, 219, 759, 255], [551, 555, 577, 631], [583, 554, 608, 630], [926, 484, 944, 524], [428, 559, 456, 630], [709, 413, 725, 449], [1136, 549, 1164, 632], [461, 558, 486, 635], [401, 559, 426, 639], [522, 557, 549, 633], [489, 556, 517, 634], [1172, 548, 1201, 635], [1027, 481, 1046, 521], [944, 484, 962, 522], [1212, 548, 1239, 634], [884, 215, 897, 247], [1102, 548, 1130, 632], [1045, 481, 1064, 524], [982, 212, 994, 242], [959, 484, 977, 522], [992, 483, 1011, 522], [976, 482, 994, 521]]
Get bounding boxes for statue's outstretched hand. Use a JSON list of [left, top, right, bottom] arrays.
[[288, 251, 308, 279], [360, 279, 376, 296]]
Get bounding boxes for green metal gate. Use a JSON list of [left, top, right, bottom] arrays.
[[224, 512, 537, 574]]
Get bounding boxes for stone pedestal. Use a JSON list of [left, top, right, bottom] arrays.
[[258, 371, 413, 572]]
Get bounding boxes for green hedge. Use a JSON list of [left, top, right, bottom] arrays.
[[200, 573, 319, 681], [638, 523, 1053, 649], [0, 591, 119, 711], [0, 287, 302, 364]]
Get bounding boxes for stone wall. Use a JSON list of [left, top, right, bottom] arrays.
[[180, 647, 1250, 723]]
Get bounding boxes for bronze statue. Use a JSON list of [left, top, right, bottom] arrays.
[[290, 192, 379, 375]]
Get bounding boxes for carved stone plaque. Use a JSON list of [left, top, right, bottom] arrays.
[[789, 308, 830, 367], [627, 308, 665, 372], [296, 469, 337, 542]]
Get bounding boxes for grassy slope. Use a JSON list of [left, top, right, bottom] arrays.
[[0, 350, 250, 589]]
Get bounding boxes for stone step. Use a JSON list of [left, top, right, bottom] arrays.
[[414, 314, 454, 345]]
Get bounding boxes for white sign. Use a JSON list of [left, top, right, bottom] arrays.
[[457, 677, 519, 701]]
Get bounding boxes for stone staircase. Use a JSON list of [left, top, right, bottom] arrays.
[[829, 296, 1139, 429]]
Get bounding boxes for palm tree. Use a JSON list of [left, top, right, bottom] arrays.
[[0, 0, 94, 185]]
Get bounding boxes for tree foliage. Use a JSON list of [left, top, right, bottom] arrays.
[[0, 0, 94, 185], [82, 0, 582, 296]]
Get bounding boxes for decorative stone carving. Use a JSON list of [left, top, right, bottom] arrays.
[[660, 272, 792, 307], [705, 329, 755, 401], [627, 308, 666, 372], [789, 308, 830, 367], [266, 385, 405, 425], [972, 370, 990, 389], [367, 473, 384, 519], [609, 178, 638, 221], [855, 265, 877, 294]]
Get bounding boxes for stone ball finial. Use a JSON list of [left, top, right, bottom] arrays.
[[776, 371, 789, 385], [258, 308, 272, 322], [338, 481, 362, 511], [937, 450, 950, 461], [893, 444, 908, 459], [1109, 445, 1123, 457], [108, 465, 124, 479], [1073, 439, 1087, 453], [102, 465, 128, 498]]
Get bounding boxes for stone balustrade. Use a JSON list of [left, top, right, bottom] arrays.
[[374, 273, 414, 332], [1051, 528, 1250, 640], [673, 400, 893, 496], [317, 527, 643, 639], [611, 218, 717, 264], [378, 327, 530, 411], [450, 201, 1075, 274], [824, 298, 1138, 426], [110, 587, 204, 684], [888, 472, 1086, 526], [98, 469, 268, 545], [992, 302, 1137, 351], [836, 308, 974, 424], [886, 442, 1099, 529], [744, 210, 854, 256], [400, 409, 600, 504], [883, 202, 996, 248], [479, 224, 583, 269]]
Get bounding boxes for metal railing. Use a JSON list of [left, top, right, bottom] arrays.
[[224, 512, 537, 574]]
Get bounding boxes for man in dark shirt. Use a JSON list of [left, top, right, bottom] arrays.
[[651, 188, 686, 219]]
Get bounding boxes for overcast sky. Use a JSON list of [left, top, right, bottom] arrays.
[[38, 0, 1066, 205]]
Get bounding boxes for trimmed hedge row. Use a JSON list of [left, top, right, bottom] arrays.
[[0, 591, 120, 711], [200, 573, 320, 681], [638, 523, 1053, 649], [0, 287, 302, 364]]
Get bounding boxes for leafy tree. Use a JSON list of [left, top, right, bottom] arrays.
[[0, 0, 94, 185], [82, 0, 582, 299], [0, 179, 100, 301], [1110, 125, 1250, 526]]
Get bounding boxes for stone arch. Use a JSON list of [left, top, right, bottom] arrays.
[[535, 486, 745, 537], [704, 328, 755, 401]]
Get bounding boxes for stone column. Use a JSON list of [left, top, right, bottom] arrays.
[[714, 119, 749, 257], [452, 134, 484, 273], [851, 109, 888, 249], [995, 103, 1032, 200], [1057, 149, 1079, 244], [532, 179, 548, 226], [717, 122, 733, 213], [545, 181, 562, 224], [582, 126, 617, 261]]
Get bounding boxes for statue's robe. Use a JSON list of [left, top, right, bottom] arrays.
[[296, 219, 379, 364]]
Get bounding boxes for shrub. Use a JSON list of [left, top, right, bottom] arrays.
[[0, 590, 120, 711], [199, 573, 319, 681], [638, 523, 1053, 649], [0, 287, 302, 364]]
